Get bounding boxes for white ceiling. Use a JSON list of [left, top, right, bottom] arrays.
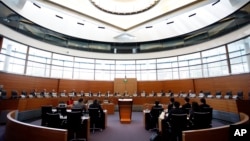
[[1, 0, 249, 43]]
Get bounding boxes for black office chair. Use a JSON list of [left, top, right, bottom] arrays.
[[191, 112, 212, 129], [67, 111, 86, 141], [149, 107, 164, 131], [0, 90, 7, 99], [88, 108, 103, 133], [11, 90, 19, 99], [46, 113, 62, 128], [200, 107, 213, 122], [41, 105, 53, 126], [57, 107, 67, 117], [71, 108, 84, 115], [168, 114, 188, 141]]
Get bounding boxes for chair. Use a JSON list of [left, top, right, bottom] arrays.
[[168, 114, 188, 141], [67, 111, 86, 141], [200, 107, 213, 122], [149, 107, 164, 130], [88, 108, 103, 133], [224, 91, 232, 99], [71, 108, 84, 115], [57, 107, 67, 117], [46, 113, 62, 128], [41, 105, 53, 126], [233, 91, 243, 99], [192, 112, 212, 129], [0, 90, 7, 99], [11, 90, 19, 99], [215, 91, 222, 99]]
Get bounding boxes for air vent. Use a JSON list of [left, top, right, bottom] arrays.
[[77, 22, 84, 26], [146, 26, 153, 28], [98, 26, 105, 29]]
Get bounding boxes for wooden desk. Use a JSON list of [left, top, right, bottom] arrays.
[[118, 99, 133, 123], [101, 103, 115, 114]]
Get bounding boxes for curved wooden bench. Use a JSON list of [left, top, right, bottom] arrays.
[[5, 110, 68, 141], [182, 112, 249, 141]]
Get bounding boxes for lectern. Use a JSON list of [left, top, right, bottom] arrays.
[[118, 99, 133, 123]]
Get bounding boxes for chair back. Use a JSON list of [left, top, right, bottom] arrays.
[[193, 112, 212, 129], [150, 107, 163, 119], [57, 107, 67, 117], [46, 113, 61, 128], [88, 108, 100, 122], [41, 105, 53, 126], [169, 114, 188, 131], [67, 111, 82, 130]]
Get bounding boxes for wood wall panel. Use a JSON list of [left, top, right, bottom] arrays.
[[194, 73, 250, 99], [59, 79, 113, 93], [0, 72, 59, 98], [1, 72, 249, 99], [114, 78, 137, 95]]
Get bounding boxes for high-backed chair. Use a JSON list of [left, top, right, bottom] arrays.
[[215, 91, 222, 99], [168, 114, 188, 141], [200, 107, 213, 122], [67, 111, 86, 141], [224, 91, 232, 99], [57, 107, 67, 117], [192, 112, 212, 129], [71, 108, 84, 115], [46, 113, 61, 128], [149, 107, 164, 130], [11, 90, 19, 99], [0, 90, 7, 99], [41, 105, 53, 126], [88, 108, 103, 133]]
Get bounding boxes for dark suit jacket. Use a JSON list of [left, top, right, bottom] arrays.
[[166, 108, 186, 122]]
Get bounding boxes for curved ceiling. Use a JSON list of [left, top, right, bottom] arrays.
[[1, 0, 249, 43]]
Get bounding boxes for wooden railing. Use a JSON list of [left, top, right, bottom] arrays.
[[182, 112, 249, 141], [5, 110, 68, 141]]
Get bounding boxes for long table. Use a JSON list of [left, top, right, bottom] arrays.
[[0, 96, 239, 114]]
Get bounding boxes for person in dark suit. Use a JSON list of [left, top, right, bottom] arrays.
[[166, 101, 186, 120], [167, 97, 175, 112], [182, 97, 191, 114], [89, 99, 103, 113], [189, 101, 200, 121], [199, 98, 210, 109]]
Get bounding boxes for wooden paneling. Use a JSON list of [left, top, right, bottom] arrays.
[[114, 78, 137, 95], [194, 73, 250, 99], [0, 72, 59, 98], [59, 79, 113, 93], [0, 72, 249, 99]]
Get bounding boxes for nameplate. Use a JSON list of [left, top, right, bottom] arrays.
[[118, 99, 133, 101]]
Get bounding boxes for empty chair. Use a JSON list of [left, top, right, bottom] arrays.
[[67, 111, 86, 141], [167, 114, 188, 141], [149, 107, 164, 130], [88, 108, 103, 133], [191, 112, 212, 129], [46, 113, 62, 128], [205, 91, 213, 98], [41, 105, 53, 126]]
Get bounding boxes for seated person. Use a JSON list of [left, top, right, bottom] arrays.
[[67, 97, 74, 107], [182, 97, 191, 114], [199, 98, 210, 109], [89, 99, 104, 113], [189, 101, 200, 122], [149, 101, 163, 129], [166, 101, 186, 121], [167, 97, 175, 112], [72, 98, 86, 112]]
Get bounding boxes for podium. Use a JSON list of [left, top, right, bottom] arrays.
[[118, 99, 133, 123]]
